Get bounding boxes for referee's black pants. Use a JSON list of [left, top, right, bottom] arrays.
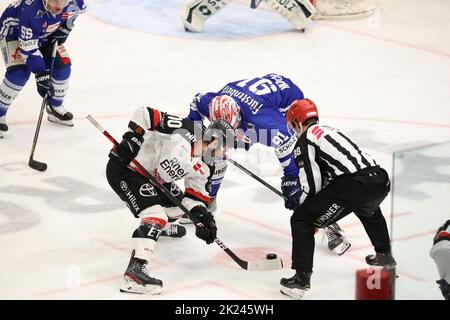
[[291, 166, 392, 273]]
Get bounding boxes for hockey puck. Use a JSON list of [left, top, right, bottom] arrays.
[[266, 253, 277, 260]]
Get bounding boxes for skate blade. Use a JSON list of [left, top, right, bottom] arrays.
[[47, 115, 74, 127], [280, 286, 309, 300], [332, 241, 351, 256], [120, 277, 162, 295]]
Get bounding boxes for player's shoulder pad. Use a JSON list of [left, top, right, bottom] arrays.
[[190, 93, 204, 111], [158, 111, 200, 146], [21, 0, 44, 18]]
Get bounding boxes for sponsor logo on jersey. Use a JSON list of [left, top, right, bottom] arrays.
[[293, 147, 301, 158], [170, 183, 182, 197], [125, 190, 140, 212], [184, 131, 197, 143], [139, 183, 157, 197], [46, 22, 61, 33], [160, 158, 187, 180], [275, 135, 297, 158], [120, 181, 128, 191], [19, 39, 38, 51]]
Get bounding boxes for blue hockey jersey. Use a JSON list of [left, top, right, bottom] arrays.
[[188, 73, 304, 176], [0, 0, 85, 73]]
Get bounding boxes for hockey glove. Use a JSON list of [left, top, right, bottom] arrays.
[[50, 23, 72, 45], [109, 131, 144, 166], [35, 70, 54, 98], [190, 205, 217, 244], [281, 176, 302, 210]]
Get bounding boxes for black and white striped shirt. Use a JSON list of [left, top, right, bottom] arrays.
[[292, 124, 378, 204]]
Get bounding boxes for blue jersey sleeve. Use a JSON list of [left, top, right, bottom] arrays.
[[18, 3, 46, 73], [187, 92, 218, 121]]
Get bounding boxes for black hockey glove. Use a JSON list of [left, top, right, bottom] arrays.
[[50, 23, 72, 45], [35, 70, 54, 98], [281, 176, 302, 210], [109, 131, 144, 166], [190, 205, 217, 244]]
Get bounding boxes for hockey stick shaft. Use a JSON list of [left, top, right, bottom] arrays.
[[227, 158, 286, 200], [29, 41, 59, 170], [87, 115, 282, 271]]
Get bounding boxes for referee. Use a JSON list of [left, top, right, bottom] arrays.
[[280, 98, 396, 299]]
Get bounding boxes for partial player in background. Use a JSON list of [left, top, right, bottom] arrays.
[[185, 73, 351, 255], [430, 220, 450, 300], [181, 0, 317, 33], [281, 98, 395, 299], [0, 0, 86, 138], [106, 105, 234, 294]]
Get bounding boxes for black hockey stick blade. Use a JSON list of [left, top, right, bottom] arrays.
[[29, 157, 47, 172], [250, 0, 263, 9]]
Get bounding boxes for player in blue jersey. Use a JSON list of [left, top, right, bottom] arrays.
[[0, 0, 86, 138], [184, 73, 351, 255]]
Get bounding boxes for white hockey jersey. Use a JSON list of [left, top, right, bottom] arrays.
[[127, 106, 213, 211]]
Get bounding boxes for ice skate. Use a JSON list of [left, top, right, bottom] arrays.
[[120, 254, 162, 295], [326, 223, 351, 255], [280, 271, 311, 300], [46, 104, 74, 126], [0, 116, 7, 138], [160, 223, 186, 238], [365, 252, 396, 268]]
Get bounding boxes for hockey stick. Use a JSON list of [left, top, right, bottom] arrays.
[[228, 159, 349, 237], [227, 158, 286, 200], [87, 115, 283, 271], [28, 41, 58, 172], [250, 0, 263, 9]]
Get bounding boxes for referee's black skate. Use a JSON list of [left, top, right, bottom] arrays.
[[160, 223, 186, 238], [120, 254, 162, 295], [326, 223, 351, 255], [280, 271, 311, 300], [46, 104, 74, 126], [365, 252, 396, 268]]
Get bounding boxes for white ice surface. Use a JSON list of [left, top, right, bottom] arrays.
[[0, 0, 449, 300]]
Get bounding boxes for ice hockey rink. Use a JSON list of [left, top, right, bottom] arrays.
[[0, 0, 449, 300]]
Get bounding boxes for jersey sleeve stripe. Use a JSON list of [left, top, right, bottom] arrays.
[[337, 131, 373, 167], [145, 107, 161, 130], [324, 135, 362, 171], [317, 148, 351, 174], [185, 188, 211, 206]]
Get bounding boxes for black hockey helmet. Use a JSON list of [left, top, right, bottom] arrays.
[[201, 119, 235, 164], [203, 119, 235, 147]]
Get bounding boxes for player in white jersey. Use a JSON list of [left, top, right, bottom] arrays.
[[430, 220, 450, 300], [280, 98, 395, 299], [106, 106, 234, 294]]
